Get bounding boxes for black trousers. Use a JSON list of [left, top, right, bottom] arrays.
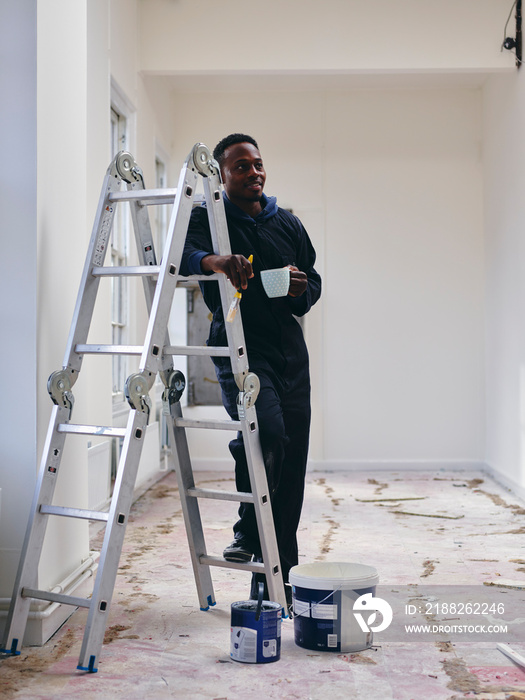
[[216, 360, 311, 598]]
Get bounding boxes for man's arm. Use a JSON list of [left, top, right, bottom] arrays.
[[201, 254, 254, 290], [288, 266, 308, 298], [180, 208, 253, 289], [286, 220, 322, 315]]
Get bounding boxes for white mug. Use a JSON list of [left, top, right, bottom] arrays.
[[260, 267, 291, 298]]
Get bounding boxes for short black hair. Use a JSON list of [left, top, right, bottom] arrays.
[[213, 133, 259, 167]]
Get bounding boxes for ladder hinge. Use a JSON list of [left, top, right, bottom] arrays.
[[47, 370, 75, 417], [237, 372, 260, 420], [124, 372, 153, 416], [189, 143, 221, 179], [161, 370, 186, 415], [113, 151, 144, 185]]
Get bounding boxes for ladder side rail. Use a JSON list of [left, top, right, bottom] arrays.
[[127, 177, 174, 378], [201, 175, 251, 389], [76, 408, 150, 672], [127, 178, 157, 281], [62, 163, 122, 375], [202, 172, 287, 610], [77, 149, 206, 670], [241, 405, 287, 609], [1, 405, 70, 654], [165, 401, 216, 611], [137, 160, 197, 377]]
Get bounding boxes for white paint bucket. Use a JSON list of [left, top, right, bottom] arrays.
[[289, 562, 379, 653]]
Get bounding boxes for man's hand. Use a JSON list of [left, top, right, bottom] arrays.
[[288, 266, 307, 297], [201, 254, 254, 290]]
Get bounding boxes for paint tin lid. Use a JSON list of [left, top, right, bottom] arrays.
[[289, 562, 379, 591]]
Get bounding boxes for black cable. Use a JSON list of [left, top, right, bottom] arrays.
[[501, 0, 522, 66], [502, 0, 517, 50]]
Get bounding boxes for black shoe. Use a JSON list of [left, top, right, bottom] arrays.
[[223, 538, 254, 563], [284, 583, 293, 607]]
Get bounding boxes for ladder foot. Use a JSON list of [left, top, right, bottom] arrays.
[[77, 655, 98, 673], [0, 639, 21, 656], [200, 594, 217, 611]]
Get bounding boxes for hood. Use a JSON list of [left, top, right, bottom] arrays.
[[223, 192, 278, 222]]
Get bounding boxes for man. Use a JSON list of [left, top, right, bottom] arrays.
[[180, 134, 321, 602]]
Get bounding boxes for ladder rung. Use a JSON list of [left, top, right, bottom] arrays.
[[177, 274, 221, 284], [164, 345, 230, 357], [77, 343, 230, 357], [199, 555, 267, 574], [75, 344, 143, 355], [108, 188, 205, 205], [187, 487, 254, 503], [91, 265, 160, 277], [174, 417, 241, 431], [91, 268, 218, 282], [22, 587, 91, 609], [58, 424, 127, 438], [40, 505, 109, 522]]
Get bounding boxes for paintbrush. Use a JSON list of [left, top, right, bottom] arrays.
[[226, 255, 253, 323]]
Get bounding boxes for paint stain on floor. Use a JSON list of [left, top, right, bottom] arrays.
[[2, 469, 525, 700]]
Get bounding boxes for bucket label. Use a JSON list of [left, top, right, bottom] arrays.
[[262, 639, 277, 658], [327, 634, 338, 648], [293, 599, 310, 617], [231, 627, 257, 663], [312, 602, 338, 620]]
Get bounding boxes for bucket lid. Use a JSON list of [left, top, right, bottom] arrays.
[[289, 562, 379, 590]]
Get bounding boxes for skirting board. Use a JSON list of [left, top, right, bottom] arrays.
[[482, 463, 525, 502], [190, 457, 487, 473], [307, 459, 486, 472], [189, 457, 525, 500]]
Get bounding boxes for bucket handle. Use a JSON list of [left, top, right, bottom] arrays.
[[255, 582, 264, 622]]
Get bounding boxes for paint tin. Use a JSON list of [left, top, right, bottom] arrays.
[[289, 562, 379, 653], [230, 584, 282, 664]]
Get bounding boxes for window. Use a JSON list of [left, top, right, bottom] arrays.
[[110, 107, 129, 396], [155, 156, 169, 258]]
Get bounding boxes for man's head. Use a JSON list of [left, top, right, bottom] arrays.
[[213, 134, 266, 215], [213, 133, 259, 168]]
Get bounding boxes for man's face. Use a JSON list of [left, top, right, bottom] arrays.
[[220, 142, 266, 207]]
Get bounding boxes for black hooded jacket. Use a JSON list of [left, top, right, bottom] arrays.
[[180, 193, 322, 383]]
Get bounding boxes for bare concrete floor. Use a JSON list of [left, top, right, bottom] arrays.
[[2, 469, 525, 700]]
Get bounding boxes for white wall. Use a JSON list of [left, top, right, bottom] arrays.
[[483, 70, 525, 492], [158, 86, 485, 469], [36, 0, 91, 592], [325, 89, 485, 465], [0, 0, 38, 598]]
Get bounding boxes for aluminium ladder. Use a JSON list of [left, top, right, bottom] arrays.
[[1, 144, 286, 673]]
